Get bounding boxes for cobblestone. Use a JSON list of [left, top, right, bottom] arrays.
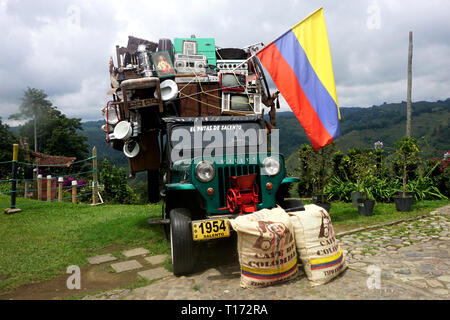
[[83, 204, 450, 300]]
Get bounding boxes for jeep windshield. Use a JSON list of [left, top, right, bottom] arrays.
[[166, 116, 266, 161]]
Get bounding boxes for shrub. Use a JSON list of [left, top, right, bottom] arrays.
[[393, 137, 420, 197], [99, 158, 138, 204], [324, 176, 355, 202], [295, 143, 335, 202], [407, 177, 447, 201], [426, 153, 450, 197], [365, 177, 400, 202]]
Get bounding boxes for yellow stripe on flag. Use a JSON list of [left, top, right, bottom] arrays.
[[291, 7, 340, 119]]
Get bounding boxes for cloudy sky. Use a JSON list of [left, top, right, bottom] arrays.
[[1, 0, 449, 125]]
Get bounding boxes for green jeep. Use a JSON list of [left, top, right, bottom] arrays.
[[156, 115, 301, 275]]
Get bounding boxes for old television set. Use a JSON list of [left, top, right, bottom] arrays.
[[221, 92, 262, 114], [219, 72, 247, 92]]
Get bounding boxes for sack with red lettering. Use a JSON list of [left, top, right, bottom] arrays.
[[229, 207, 299, 288], [288, 204, 347, 286]]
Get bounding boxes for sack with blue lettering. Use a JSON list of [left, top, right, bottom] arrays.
[[288, 204, 347, 286], [230, 207, 299, 288]]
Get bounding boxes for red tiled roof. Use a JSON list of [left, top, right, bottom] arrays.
[[30, 151, 76, 167]]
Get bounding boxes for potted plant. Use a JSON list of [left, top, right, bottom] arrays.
[[301, 143, 335, 212], [346, 148, 365, 207], [393, 137, 420, 212], [353, 151, 377, 216]]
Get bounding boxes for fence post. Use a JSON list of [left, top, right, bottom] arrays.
[[58, 177, 63, 202], [47, 175, 52, 202], [37, 174, 43, 201], [4, 144, 21, 214], [72, 180, 77, 204], [24, 181, 28, 199], [92, 146, 98, 205]]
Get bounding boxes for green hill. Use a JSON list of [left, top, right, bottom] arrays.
[[275, 99, 450, 173], [7, 98, 448, 181], [81, 120, 129, 168]]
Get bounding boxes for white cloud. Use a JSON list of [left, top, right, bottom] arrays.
[[0, 0, 449, 126]]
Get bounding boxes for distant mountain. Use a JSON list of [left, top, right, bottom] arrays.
[[8, 98, 448, 175], [80, 120, 129, 168], [280, 99, 450, 173], [73, 98, 450, 173]]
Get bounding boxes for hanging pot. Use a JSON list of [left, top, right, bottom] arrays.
[[155, 79, 178, 101], [114, 121, 133, 140], [123, 140, 140, 158]]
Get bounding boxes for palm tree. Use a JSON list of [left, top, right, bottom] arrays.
[[9, 87, 53, 152]]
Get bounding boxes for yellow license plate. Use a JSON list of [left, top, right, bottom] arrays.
[[192, 219, 230, 241]]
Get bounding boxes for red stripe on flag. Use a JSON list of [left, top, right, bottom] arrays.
[[257, 43, 333, 150]]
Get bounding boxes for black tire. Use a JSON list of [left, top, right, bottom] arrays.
[[170, 208, 194, 275]]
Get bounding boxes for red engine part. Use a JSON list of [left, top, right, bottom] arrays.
[[220, 174, 259, 214]]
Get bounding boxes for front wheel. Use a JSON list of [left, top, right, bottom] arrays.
[[170, 208, 194, 275]]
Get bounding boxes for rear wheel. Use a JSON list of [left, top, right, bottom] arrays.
[[170, 208, 194, 275]]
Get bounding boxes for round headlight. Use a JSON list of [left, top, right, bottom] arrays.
[[195, 161, 215, 182], [262, 156, 281, 176]]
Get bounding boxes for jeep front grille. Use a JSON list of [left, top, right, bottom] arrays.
[[217, 164, 261, 207]]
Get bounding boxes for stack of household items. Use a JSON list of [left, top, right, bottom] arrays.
[[230, 204, 347, 288], [101, 35, 279, 177]]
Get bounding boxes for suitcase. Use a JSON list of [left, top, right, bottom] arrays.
[[177, 83, 221, 117]]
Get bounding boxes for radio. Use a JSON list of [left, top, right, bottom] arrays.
[[216, 60, 248, 75], [174, 53, 207, 74], [174, 53, 207, 61]]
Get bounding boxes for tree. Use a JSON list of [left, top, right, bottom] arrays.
[[9, 87, 53, 152], [394, 136, 420, 197], [10, 88, 89, 161], [295, 142, 335, 203], [0, 117, 16, 177]]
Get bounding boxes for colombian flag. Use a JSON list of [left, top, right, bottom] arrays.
[[256, 8, 340, 150]]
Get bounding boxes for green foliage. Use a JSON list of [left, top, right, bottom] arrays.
[[9, 87, 53, 122], [0, 118, 16, 177], [393, 136, 421, 196], [351, 150, 377, 198], [324, 176, 355, 202], [295, 143, 335, 201], [99, 158, 138, 204], [425, 156, 450, 197], [9, 88, 89, 162], [407, 177, 447, 201], [364, 177, 401, 202]]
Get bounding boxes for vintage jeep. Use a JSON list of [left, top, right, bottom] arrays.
[[156, 115, 301, 275]]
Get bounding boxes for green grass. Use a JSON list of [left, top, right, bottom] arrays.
[[323, 200, 450, 229], [0, 195, 169, 290], [0, 194, 448, 291]]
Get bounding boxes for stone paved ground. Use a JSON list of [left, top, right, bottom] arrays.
[[83, 204, 450, 300]]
